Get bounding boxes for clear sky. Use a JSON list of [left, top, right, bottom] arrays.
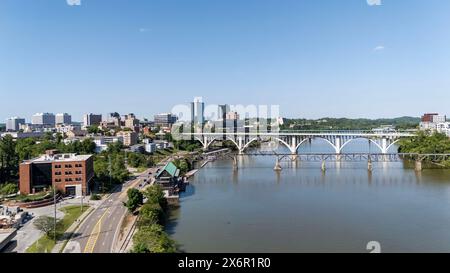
[[1, 0, 450, 122]]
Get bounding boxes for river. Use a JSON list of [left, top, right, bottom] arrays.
[[167, 139, 450, 253]]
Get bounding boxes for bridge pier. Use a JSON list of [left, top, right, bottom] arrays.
[[368, 160, 373, 172], [233, 156, 238, 170], [321, 160, 326, 172], [415, 160, 422, 172], [274, 158, 282, 171]]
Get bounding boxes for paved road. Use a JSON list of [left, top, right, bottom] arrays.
[[2, 197, 98, 253], [64, 168, 156, 253]]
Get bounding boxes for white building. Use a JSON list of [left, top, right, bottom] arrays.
[[55, 113, 72, 125], [32, 113, 55, 126], [436, 122, 450, 136], [55, 124, 81, 134], [5, 117, 25, 132], [93, 136, 124, 153]]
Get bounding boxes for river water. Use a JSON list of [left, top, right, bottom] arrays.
[[167, 139, 450, 253]]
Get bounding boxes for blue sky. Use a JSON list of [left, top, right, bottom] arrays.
[[1, 0, 450, 121]]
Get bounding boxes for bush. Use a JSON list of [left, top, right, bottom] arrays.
[[90, 194, 101, 201], [138, 203, 164, 227], [0, 183, 18, 195], [132, 224, 177, 253], [143, 184, 166, 208]]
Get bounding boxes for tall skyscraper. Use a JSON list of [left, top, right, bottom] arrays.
[[218, 104, 230, 121], [32, 113, 55, 126], [55, 113, 72, 125], [191, 97, 205, 125], [83, 113, 102, 127], [6, 117, 25, 132]]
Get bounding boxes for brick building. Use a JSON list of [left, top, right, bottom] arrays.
[[19, 151, 94, 196]]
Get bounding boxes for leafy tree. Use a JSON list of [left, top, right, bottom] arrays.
[[34, 216, 60, 238], [124, 188, 143, 212], [143, 185, 166, 208], [132, 224, 177, 253], [86, 126, 100, 134], [138, 203, 164, 227], [0, 183, 18, 195], [15, 138, 37, 161], [0, 135, 18, 183]]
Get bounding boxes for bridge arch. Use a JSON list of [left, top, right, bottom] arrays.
[[274, 137, 310, 154]]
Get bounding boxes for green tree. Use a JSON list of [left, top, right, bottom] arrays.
[[143, 184, 166, 208], [138, 203, 164, 227], [0, 135, 18, 183], [34, 216, 60, 238], [132, 224, 177, 253], [124, 188, 143, 212], [0, 183, 18, 195]]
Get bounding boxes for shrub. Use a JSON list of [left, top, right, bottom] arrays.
[[138, 203, 164, 227], [0, 183, 18, 195], [132, 224, 176, 253], [90, 194, 101, 201]]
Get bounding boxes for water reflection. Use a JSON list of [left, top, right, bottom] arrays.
[[168, 142, 450, 253]]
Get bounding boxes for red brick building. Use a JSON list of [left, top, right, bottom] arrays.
[[19, 151, 94, 196]]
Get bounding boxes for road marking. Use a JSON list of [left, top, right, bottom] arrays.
[[83, 208, 110, 253]]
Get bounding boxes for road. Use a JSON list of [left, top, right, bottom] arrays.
[[64, 168, 157, 253]]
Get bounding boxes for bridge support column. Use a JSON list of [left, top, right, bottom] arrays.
[[415, 160, 422, 172], [334, 137, 342, 154], [274, 158, 282, 171], [381, 138, 388, 154], [321, 160, 326, 172], [368, 160, 373, 172], [238, 137, 244, 154], [202, 136, 209, 151], [233, 156, 238, 170]]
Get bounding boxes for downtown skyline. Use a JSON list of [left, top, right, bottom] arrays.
[[2, 0, 450, 120]]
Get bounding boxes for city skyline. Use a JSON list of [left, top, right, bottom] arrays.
[[2, 0, 450, 120]]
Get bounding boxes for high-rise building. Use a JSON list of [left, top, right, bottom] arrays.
[[226, 111, 240, 120], [154, 113, 177, 128], [218, 104, 230, 121], [124, 113, 140, 132], [32, 113, 55, 126], [6, 117, 26, 132], [55, 113, 72, 125], [191, 97, 205, 125], [83, 113, 102, 127], [107, 112, 121, 126]]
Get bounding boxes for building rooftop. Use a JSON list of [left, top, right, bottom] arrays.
[[23, 153, 92, 164], [156, 162, 180, 179]]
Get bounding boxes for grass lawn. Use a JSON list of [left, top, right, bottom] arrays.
[[26, 205, 90, 253]]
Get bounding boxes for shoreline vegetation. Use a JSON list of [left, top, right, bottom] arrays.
[[398, 131, 450, 167], [126, 185, 177, 253]]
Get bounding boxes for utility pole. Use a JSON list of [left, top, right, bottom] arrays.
[[53, 185, 57, 242], [81, 188, 84, 213]]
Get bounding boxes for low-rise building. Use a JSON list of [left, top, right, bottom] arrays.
[[93, 136, 124, 153], [19, 151, 94, 196]]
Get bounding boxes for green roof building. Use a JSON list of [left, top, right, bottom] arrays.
[[155, 162, 180, 185]]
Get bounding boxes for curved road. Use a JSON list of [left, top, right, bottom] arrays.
[[64, 169, 155, 253]]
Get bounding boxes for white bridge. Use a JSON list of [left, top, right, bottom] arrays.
[[182, 131, 416, 155]]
